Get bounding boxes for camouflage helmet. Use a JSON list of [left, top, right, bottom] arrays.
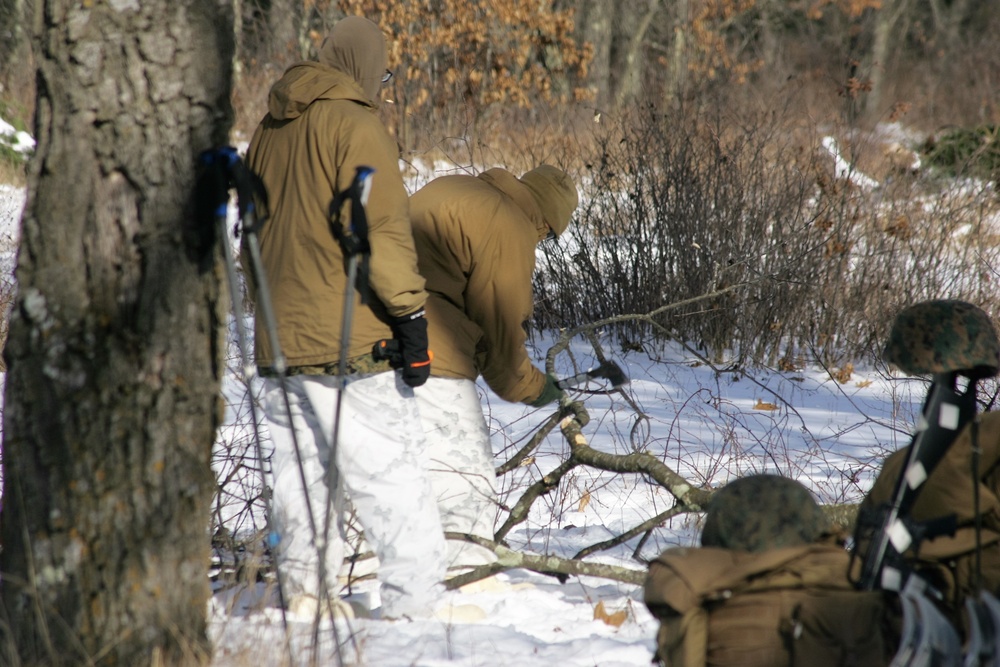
[[883, 300, 1000, 379], [701, 474, 827, 552]]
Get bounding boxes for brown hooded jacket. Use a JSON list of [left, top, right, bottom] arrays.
[[245, 17, 424, 370], [409, 166, 577, 404]]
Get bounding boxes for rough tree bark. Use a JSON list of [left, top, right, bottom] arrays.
[[0, 1, 233, 665]]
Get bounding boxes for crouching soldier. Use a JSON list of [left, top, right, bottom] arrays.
[[644, 474, 890, 667]]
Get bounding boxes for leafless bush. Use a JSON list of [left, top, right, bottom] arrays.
[[535, 104, 823, 366], [533, 105, 1000, 371], [210, 350, 273, 588]]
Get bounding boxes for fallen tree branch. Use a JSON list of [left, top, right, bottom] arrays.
[[494, 457, 579, 541], [442, 533, 646, 589], [495, 410, 562, 475], [559, 407, 712, 511], [573, 505, 691, 561]]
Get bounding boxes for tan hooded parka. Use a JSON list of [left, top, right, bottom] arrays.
[[246, 16, 424, 371], [409, 166, 577, 404]]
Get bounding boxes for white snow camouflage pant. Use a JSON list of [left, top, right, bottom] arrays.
[[414, 377, 500, 570], [261, 371, 447, 617]]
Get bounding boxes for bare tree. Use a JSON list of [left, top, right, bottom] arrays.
[[610, 0, 660, 109], [928, 0, 973, 53], [860, 0, 914, 120], [572, 0, 613, 109], [0, 1, 234, 665], [268, 0, 305, 61]]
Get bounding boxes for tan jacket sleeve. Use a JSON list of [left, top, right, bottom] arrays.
[[335, 114, 425, 318]]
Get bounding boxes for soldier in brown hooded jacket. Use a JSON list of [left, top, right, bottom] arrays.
[[408, 166, 579, 572], [245, 16, 447, 620]]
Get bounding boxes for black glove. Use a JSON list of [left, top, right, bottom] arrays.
[[390, 309, 431, 387], [529, 373, 565, 407]]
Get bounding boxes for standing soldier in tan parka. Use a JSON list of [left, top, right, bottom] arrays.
[[245, 16, 447, 620], [409, 166, 579, 572]]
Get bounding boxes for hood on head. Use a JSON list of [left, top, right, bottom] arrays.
[[518, 165, 578, 238], [318, 16, 388, 105]]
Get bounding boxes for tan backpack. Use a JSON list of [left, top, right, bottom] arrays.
[[644, 544, 890, 667], [857, 411, 1000, 624]]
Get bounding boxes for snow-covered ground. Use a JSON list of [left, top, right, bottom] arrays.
[[206, 338, 924, 667], [0, 139, 937, 666]]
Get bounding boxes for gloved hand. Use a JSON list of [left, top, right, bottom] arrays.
[[390, 309, 432, 387], [529, 373, 565, 407]]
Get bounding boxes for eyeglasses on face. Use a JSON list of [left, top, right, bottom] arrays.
[[382, 70, 393, 84]]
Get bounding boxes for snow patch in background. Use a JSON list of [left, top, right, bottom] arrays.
[[0, 118, 34, 155]]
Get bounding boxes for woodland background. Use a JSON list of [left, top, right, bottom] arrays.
[[3, 0, 1000, 365], [1, 1, 1000, 665], [3, 0, 999, 162]]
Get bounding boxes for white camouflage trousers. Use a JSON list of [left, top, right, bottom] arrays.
[[414, 377, 500, 570], [261, 371, 447, 617]]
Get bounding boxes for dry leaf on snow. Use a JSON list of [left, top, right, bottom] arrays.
[[594, 601, 628, 627]]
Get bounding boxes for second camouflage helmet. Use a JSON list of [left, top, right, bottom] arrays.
[[701, 474, 827, 552], [883, 299, 1000, 379]]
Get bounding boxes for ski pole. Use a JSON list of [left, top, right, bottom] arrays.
[[316, 165, 374, 617], [207, 149, 322, 546], [226, 151, 353, 658]]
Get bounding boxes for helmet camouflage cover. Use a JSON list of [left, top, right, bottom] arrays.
[[883, 299, 1000, 379], [701, 474, 827, 552]]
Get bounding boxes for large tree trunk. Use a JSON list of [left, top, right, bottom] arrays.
[[0, 1, 233, 665]]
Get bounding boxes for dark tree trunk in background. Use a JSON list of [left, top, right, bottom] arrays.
[[610, 0, 660, 110], [237, 0, 302, 67], [0, 0, 26, 66], [574, 0, 613, 110], [661, 0, 687, 107], [860, 0, 913, 120], [267, 0, 303, 62], [929, 0, 972, 53], [0, 1, 233, 665]]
